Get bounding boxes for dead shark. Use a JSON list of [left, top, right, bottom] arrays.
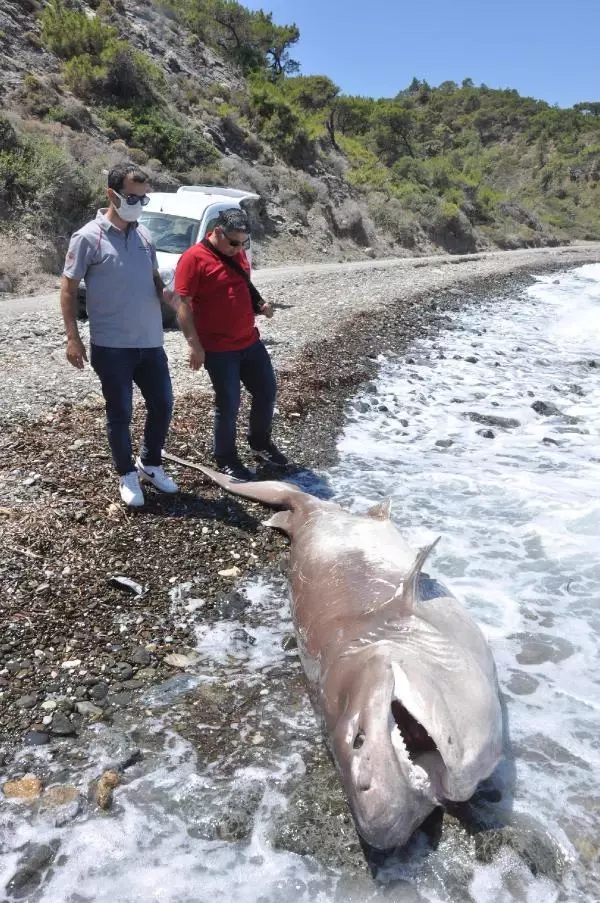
[[170, 456, 503, 850]]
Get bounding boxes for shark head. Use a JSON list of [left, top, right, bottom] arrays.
[[324, 621, 503, 850]]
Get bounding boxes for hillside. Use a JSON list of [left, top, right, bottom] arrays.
[[1, 0, 599, 293]]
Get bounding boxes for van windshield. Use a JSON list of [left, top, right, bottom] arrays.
[[138, 212, 199, 254]]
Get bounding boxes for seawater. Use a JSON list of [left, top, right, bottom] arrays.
[[1, 264, 599, 902]]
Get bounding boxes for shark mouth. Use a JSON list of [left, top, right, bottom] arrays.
[[389, 667, 446, 799]]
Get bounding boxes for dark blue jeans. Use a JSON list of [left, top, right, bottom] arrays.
[[91, 345, 173, 476], [204, 339, 276, 459]]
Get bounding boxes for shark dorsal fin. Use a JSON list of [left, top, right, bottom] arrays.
[[366, 497, 393, 520], [263, 510, 293, 535], [393, 537, 441, 611]]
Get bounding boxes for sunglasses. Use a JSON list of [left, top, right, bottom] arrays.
[[115, 191, 150, 206], [222, 231, 250, 249]]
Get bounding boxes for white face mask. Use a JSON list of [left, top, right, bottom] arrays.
[[113, 191, 144, 223]]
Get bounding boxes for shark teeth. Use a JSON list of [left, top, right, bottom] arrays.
[[390, 717, 433, 793]]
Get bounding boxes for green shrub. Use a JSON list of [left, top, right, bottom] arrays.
[[248, 77, 312, 165], [0, 120, 101, 233], [99, 108, 218, 170], [40, 0, 117, 59]]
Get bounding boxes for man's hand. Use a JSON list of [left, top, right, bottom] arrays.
[[260, 302, 274, 319], [189, 342, 205, 371], [66, 336, 88, 370]]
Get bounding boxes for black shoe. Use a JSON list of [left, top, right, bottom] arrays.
[[250, 440, 288, 468], [215, 455, 254, 481]]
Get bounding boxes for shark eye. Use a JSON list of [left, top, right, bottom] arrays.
[[353, 730, 365, 750]]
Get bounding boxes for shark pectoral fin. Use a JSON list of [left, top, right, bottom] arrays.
[[366, 497, 393, 520], [262, 510, 294, 534], [395, 537, 442, 611]]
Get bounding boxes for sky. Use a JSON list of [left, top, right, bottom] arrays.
[[244, 0, 599, 108]]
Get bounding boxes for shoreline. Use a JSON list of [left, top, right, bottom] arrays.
[[1, 249, 599, 749]]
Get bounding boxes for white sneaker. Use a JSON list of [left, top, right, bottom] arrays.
[[135, 457, 179, 494], [119, 471, 144, 508]]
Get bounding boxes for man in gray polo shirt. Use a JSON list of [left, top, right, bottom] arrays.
[[60, 162, 178, 508]]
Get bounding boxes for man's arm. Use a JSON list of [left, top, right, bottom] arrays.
[[60, 276, 88, 370], [176, 295, 205, 371], [153, 270, 177, 309]]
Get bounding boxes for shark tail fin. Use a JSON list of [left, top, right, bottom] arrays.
[[366, 497, 393, 520], [162, 452, 302, 510], [394, 537, 441, 611]]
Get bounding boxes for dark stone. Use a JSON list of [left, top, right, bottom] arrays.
[[107, 692, 133, 707], [464, 412, 520, 429], [477, 429, 495, 439], [465, 356, 479, 363], [15, 694, 37, 709], [531, 400, 563, 417], [114, 663, 134, 681], [6, 843, 57, 896], [119, 748, 143, 771], [435, 439, 453, 448], [121, 679, 145, 690], [130, 647, 151, 667], [50, 712, 75, 736], [89, 681, 109, 701], [24, 730, 49, 746], [542, 437, 560, 446], [282, 634, 298, 651], [231, 628, 256, 647]]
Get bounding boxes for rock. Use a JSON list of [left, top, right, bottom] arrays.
[[106, 692, 133, 707], [109, 575, 145, 596], [61, 659, 81, 670], [130, 647, 151, 666], [50, 712, 75, 736], [114, 662, 134, 681], [164, 653, 198, 669], [95, 769, 120, 810], [218, 566, 241, 578], [464, 412, 520, 429], [231, 628, 256, 647], [531, 400, 564, 417], [15, 694, 37, 709], [121, 679, 145, 690], [75, 701, 103, 717], [435, 439, 453, 448], [24, 730, 49, 746], [6, 842, 57, 895], [282, 633, 297, 651], [41, 700, 57, 711], [542, 437, 560, 446], [465, 355, 479, 363], [477, 429, 495, 439], [2, 775, 43, 800], [41, 784, 79, 808], [89, 681, 109, 701], [119, 748, 143, 771]]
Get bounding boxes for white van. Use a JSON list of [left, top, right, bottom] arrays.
[[77, 185, 259, 325], [141, 185, 259, 280]]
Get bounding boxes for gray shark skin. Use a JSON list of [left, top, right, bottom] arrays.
[[193, 463, 503, 850]]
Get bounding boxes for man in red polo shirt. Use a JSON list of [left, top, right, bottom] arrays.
[[174, 207, 287, 480]]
